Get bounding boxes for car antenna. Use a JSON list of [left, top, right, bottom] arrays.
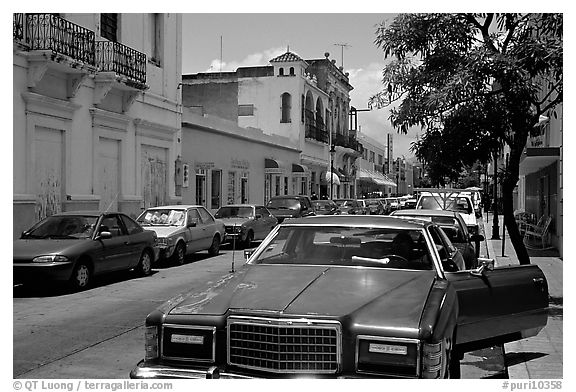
[[230, 223, 236, 273], [104, 193, 119, 212]]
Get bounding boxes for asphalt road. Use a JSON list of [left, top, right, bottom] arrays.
[[13, 242, 506, 379]]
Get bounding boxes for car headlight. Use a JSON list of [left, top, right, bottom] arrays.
[[32, 255, 69, 263], [235, 226, 243, 233], [145, 326, 160, 360], [156, 237, 172, 246], [356, 336, 419, 377]]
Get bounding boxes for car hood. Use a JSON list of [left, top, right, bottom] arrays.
[[218, 217, 251, 226], [13, 239, 87, 259], [141, 225, 182, 238], [167, 265, 436, 332]]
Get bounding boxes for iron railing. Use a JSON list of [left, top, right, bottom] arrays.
[[13, 13, 24, 41], [96, 40, 147, 85], [305, 121, 329, 144], [332, 132, 362, 152], [24, 13, 95, 65]]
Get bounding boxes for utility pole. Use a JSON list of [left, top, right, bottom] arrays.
[[491, 150, 500, 240], [333, 43, 351, 68]]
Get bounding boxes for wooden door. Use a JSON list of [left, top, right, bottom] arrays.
[[97, 137, 120, 211], [34, 127, 63, 221], [141, 145, 167, 208]]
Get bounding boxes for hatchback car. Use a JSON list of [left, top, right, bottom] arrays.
[[137, 205, 225, 265], [266, 195, 315, 224], [215, 204, 278, 248], [131, 215, 548, 379], [13, 211, 157, 290], [391, 209, 484, 269]]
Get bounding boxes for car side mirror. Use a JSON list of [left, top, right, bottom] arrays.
[[96, 231, 112, 240], [470, 233, 484, 242], [470, 258, 494, 277]]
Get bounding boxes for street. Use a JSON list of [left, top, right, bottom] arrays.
[[14, 240, 505, 379]]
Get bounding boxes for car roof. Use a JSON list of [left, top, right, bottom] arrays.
[[282, 215, 431, 229], [392, 209, 459, 218], [143, 205, 203, 210], [220, 204, 259, 208]]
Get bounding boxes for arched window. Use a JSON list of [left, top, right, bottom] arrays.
[[281, 93, 291, 123], [279, 68, 284, 76], [289, 67, 295, 75]]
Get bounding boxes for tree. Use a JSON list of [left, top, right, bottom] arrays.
[[369, 13, 562, 265]]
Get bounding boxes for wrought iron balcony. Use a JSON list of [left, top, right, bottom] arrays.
[[332, 132, 362, 152], [305, 121, 329, 144], [22, 13, 95, 65], [96, 40, 147, 86]]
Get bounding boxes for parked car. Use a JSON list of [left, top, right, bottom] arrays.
[[311, 199, 340, 215], [13, 211, 157, 290], [214, 204, 277, 248], [391, 209, 484, 269], [334, 199, 364, 215], [356, 199, 370, 215], [365, 198, 386, 215], [404, 197, 418, 209], [130, 215, 548, 379], [385, 197, 401, 211], [136, 205, 225, 265], [266, 195, 315, 224], [416, 192, 479, 234]]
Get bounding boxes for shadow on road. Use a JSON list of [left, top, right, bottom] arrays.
[[504, 351, 548, 367]]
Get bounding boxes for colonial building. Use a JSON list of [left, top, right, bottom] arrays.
[[181, 50, 361, 201], [355, 131, 396, 197], [13, 13, 182, 238]]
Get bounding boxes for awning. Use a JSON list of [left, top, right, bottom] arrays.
[[265, 158, 286, 174], [357, 168, 397, 187], [292, 163, 309, 177], [519, 147, 560, 176], [357, 168, 376, 183], [320, 170, 341, 185]]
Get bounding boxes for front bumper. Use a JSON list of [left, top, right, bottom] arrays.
[[13, 261, 75, 282]]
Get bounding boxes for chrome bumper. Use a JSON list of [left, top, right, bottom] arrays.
[[130, 361, 252, 379]]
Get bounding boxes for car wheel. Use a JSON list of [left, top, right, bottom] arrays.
[[136, 250, 153, 276], [70, 261, 91, 291], [243, 231, 254, 249], [173, 242, 186, 265], [208, 235, 221, 256]]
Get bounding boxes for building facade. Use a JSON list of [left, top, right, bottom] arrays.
[[181, 51, 361, 201], [13, 13, 182, 238], [181, 109, 302, 211], [355, 131, 396, 197]]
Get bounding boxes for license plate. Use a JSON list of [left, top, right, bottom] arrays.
[[171, 334, 204, 344]]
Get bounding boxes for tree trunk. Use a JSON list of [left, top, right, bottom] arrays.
[[502, 128, 531, 265]]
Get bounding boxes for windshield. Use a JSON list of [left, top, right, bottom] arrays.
[[366, 200, 380, 206], [137, 209, 186, 226], [418, 196, 472, 214], [250, 226, 433, 270], [267, 198, 300, 210], [23, 215, 99, 239], [215, 206, 254, 218], [335, 200, 355, 207]]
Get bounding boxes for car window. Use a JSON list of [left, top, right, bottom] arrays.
[[267, 198, 300, 210], [215, 206, 253, 218], [251, 226, 433, 270], [198, 207, 215, 224], [100, 215, 126, 237], [187, 209, 200, 225], [120, 214, 143, 235], [23, 215, 98, 239]]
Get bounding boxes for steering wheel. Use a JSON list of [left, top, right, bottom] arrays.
[[382, 254, 409, 267]]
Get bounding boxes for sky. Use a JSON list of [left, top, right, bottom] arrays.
[[181, 13, 421, 161]]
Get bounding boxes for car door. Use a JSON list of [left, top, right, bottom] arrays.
[[197, 206, 217, 249], [94, 214, 134, 272], [446, 264, 548, 352], [185, 208, 205, 252], [119, 213, 149, 268], [255, 206, 274, 240]]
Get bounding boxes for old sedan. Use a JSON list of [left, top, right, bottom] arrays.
[[215, 204, 278, 248], [130, 215, 548, 379], [311, 200, 340, 215], [391, 209, 484, 269], [136, 205, 226, 265], [13, 211, 157, 290]]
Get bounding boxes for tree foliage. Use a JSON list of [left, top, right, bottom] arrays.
[[370, 13, 562, 264]]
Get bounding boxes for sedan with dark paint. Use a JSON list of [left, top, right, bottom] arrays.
[[13, 211, 157, 291], [130, 215, 548, 379], [215, 204, 278, 248]]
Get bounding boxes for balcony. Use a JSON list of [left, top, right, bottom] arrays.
[[305, 121, 329, 144], [21, 13, 95, 66], [96, 40, 147, 86], [332, 132, 362, 154]]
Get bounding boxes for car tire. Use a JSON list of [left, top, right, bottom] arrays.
[[243, 231, 254, 249], [208, 235, 221, 256], [136, 250, 153, 276], [173, 242, 186, 266], [70, 261, 91, 291]]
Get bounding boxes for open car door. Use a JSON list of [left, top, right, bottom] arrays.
[[446, 263, 548, 353]]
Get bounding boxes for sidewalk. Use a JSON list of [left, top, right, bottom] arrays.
[[482, 213, 563, 379]]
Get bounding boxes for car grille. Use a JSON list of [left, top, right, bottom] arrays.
[[227, 316, 341, 374]]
